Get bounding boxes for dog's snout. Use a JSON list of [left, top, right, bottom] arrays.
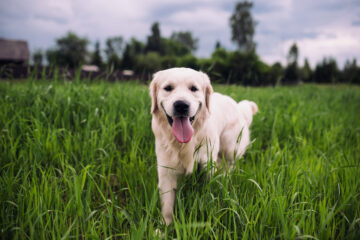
[[173, 100, 190, 116]]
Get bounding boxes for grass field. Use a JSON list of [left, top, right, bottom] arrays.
[[0, 79, 359, 239]]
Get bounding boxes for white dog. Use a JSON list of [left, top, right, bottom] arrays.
[[150, 68, 258, 225]]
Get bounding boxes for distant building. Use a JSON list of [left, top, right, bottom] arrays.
[[122, 70, 134, 77], [82, 65, 99, 72], [0, 38, 30, 66]]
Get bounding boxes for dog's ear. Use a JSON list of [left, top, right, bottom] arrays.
[[150, 72, 160, 114], [201, 72, 213, 112]]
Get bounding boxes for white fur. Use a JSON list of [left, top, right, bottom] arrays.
[[150, 68, 258, 225]]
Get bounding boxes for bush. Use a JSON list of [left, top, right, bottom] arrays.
[[314, 58, 339, 83], [225, 51, 269, 85], [267, 62, 284, 86], [176, 54, 199, 70], [134, 52, 162, 75], [341, 59, 360, 84], [160, 55, 178, 69]]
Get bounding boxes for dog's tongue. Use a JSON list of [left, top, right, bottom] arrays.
[[171, 117, 194, 143]]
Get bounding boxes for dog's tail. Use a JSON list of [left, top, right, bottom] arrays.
[[249, 101, 258, 115], [237, 100, 258, 126]]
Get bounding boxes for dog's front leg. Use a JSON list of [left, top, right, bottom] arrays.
[[158, 166, 178, 225]]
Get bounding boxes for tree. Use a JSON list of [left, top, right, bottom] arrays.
[[146, 22, 166, 55], [135, 52, 162, 75], [122, 38, 145, 70], [230, 1, 256, 52], [227, 51, 268, 85], [32, 49, 43, 66], [342, 59, 359, 84], [215, 41, 222, 50], [170, 31, 198, 53], [287, 43, 299, 65], [104, 37, 123, 69], [314, 58, 339, 83], [301, 58, 312, 82], [284, 63, 298, 83], [284, 43, 300, 83], [45, 49, 58, 66], [163, 39, 191, 56], [46, 32, 89, 68], [268, 62, 283, 85], [90, 41, 103, 68], [105, 36, 123, 59], [177, 54, 199, 70]]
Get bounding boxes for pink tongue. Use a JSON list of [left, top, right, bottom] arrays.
[[171, 117, 194, 143]]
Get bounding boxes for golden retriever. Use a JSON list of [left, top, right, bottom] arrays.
[[150, 68, 258, 225]]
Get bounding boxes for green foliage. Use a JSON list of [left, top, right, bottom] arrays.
[[342, 59, 360, 84], [161, 55, 178, 69], [170, 31, 199, 53], [315, 58, 340, 83], [284, 43, 300, 83], [284, 62, 299, 83], [122, 38, 145, 70], [268, 62, 284, 86], [32, 49, 43, 66], [163, 38, 191, 57], [176, 54, 199, 70], [215, 41, 222, 50], [39, 21, 360, 85], [146, 22, 166, 55], [105, 36, 124, 59], [202, 49, 271, 85], [1, 81, 359, 239], [197, 58, 214, 73], [300, 58, 313, 83], [287, 43, 299, 65], [103, 37, 124, 70], [46, 32, 89, 68], [45, 48, 58, 66], [90, 41, 103, 69], [135, 52, 162, 75], [230, 1, 256, 52], [107, 54, 121, 71]]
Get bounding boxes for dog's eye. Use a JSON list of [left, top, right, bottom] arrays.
[[164, 85, 173, 92], [190, 86, 198, 92]]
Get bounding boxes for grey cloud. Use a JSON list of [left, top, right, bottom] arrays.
[[34, 14, 69, 25], [352, 20, 360, 26], [0, 0, 358, 66]]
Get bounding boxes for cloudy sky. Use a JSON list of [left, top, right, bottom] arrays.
[[1, 0, 359, 67]]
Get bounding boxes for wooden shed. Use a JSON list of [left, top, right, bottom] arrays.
[[0, 38, 30, 66]]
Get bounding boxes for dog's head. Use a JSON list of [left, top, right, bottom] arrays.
[[150, 68, 213, 143]]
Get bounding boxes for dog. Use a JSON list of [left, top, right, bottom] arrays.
[[150, 68, 258, 225]]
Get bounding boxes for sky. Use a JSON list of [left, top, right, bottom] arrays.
[[0, 0, 359, 67]]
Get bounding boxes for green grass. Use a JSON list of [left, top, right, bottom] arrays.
[[0, 79, 359, 239]]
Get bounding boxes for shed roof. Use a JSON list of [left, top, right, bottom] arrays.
[[0, 38, 30, 61]]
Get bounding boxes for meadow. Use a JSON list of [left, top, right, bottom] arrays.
[[0, 79, 359, 239]]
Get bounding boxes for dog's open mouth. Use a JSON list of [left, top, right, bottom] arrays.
[[166, 114, 195, 126], [165, 113, 195, 143], [161, 102, 202, 143]]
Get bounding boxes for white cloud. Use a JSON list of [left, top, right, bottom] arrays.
[[33, 0, 73, 23], [168, 8, 229, 32], [288, 26, 360, 67], [253, 0, 360, 67], [163, 7, 232, 56]]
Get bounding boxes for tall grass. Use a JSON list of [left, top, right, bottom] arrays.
[[0, 79, 359, 239]]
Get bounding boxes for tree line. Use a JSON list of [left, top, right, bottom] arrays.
[[32, 1, 360, 85]]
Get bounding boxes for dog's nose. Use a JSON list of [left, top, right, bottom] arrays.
[[173, 100, 190, 116]]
